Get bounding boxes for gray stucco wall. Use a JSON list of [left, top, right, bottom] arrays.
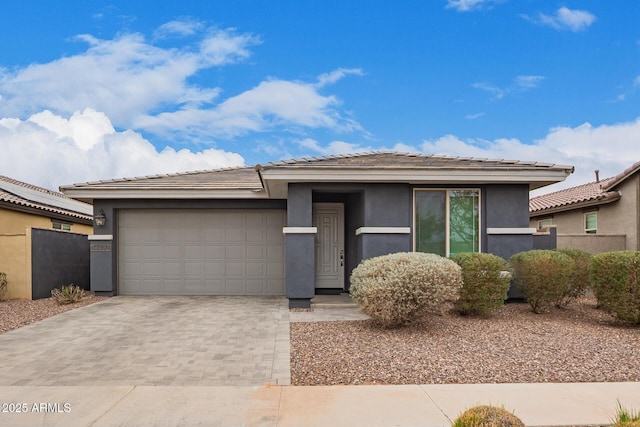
[[31, 229, 90, 299], [89, 182, 539, 303], [91, 199, 287, 296], [484, 185, 533, 260]]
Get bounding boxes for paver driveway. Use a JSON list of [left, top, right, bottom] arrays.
[[0, 296, 291, 386]]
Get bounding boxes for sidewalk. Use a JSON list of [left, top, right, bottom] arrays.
[[1, 382, 638, 426]]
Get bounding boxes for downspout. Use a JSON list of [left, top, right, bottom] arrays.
[[255, 164, 270, 197]]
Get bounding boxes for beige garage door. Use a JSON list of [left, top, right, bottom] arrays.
[[118, 209, 286, 295]]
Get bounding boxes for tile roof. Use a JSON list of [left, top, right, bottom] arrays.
[[261, 151, 569, 170], [529, 159, 640, 214], [0, 176, 93, 222], [61, 166, 262, 190], [61, 151, 574, 199]]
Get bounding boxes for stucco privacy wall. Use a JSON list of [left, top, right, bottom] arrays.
[[0, 228, 90, 300], [31, 229, 90, 299], [0, 231, 31, 299]]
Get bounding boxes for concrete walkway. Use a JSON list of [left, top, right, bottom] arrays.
[[0, 382, 638, 426]]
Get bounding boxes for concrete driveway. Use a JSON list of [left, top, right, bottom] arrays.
[[0, 296, 291, 386]]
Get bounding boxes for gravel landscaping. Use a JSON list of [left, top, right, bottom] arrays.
[[0, 293, 108, 334], [291, 298, 640, 386]]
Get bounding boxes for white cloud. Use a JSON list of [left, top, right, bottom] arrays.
[[419, 118, 640, 195], [445, 0, 498, 12], [514, 75, 544, 90], [525, 7, 596, 32], [315, 68, 363, 88], [134, 77, 362, 139], [297, 138, 372, 155], [466, 112, 485, 120], [0, 109, 244, 190], [472, 82, 505, 99], [0, 23, 361, 143], [473, 75, 544, 99], [153, 19, 204, 39]]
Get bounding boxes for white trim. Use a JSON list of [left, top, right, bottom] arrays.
[[355, 227, 411, 236], [88, 234, 113, 241], [282, 226, 318, 234], [486, 227, 536, 235]]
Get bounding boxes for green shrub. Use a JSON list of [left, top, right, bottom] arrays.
[[612, 400, 640, 426], [350, 252, 462, 328], [452, 405, 524, 427], [51, 284, 84, 305], [555, 248, 593, 307], [509, 250, 574, 314], [449, 252, 510, 315], [590, 251, 640, 324], [0, 272, 7, 301]]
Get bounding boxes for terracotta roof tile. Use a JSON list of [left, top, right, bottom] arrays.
[[0, 175, 93, 221], [530, 159, 640, 214]]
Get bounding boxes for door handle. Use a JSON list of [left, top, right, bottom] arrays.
[[339, 250, 344, 267]]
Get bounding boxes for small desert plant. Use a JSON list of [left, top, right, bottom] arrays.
[[554, 248, 593, 307], [350, 252, 462, 328], [612, 400, 640, 426], [51, 284, 84, 305], [0, 272, 7, 301], [509, 250, 574, 313], [452, 405, 524, 427], [590, 251, 640, 324], [449, 252, 511, 315]]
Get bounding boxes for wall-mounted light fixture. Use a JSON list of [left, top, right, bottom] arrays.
[[94, 209, 107, 227]]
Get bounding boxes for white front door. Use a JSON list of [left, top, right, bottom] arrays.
[[313, 203, 345, 289]]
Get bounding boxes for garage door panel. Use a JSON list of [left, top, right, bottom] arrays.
[[119, 209, 285, 295], [225, 229, 245, 242], [246, 245, 265, 260], [226, 245, 245, 260], [185, 245, 203, 259], [163, 262, 182, 276], [204, 229, 224, 242], [246, 263, 265, 277]]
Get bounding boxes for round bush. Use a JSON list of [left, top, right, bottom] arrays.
[[449, 252, 510, 315], [509, 250, 574, 314], [555, 249, 593, 307], [453, 405, 524, 427], [590, 251, 640, 324], [349, 252, 462, 328]]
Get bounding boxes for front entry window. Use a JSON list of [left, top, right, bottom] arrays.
[[415, 189, 480, 256]]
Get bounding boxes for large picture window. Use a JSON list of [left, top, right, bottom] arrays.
[[414, 189, 480, 257]]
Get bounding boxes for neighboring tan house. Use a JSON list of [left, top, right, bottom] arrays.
[[61, 152, 573, 307], [529, 160, 640, 254], [0, 176, 93, 299]]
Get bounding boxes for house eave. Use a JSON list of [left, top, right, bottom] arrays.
[[261, 168, 572, 198], [61, 188, 270, 203], [530, 192, 622, 217]]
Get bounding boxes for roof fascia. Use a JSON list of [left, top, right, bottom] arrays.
[[261, 168, 572, 186]]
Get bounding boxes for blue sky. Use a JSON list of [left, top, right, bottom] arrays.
[[0, 0, 639, 194]]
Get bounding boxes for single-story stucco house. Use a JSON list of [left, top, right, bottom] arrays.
[[61, 152, 573, 307], [530, 159, 640, 253]]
